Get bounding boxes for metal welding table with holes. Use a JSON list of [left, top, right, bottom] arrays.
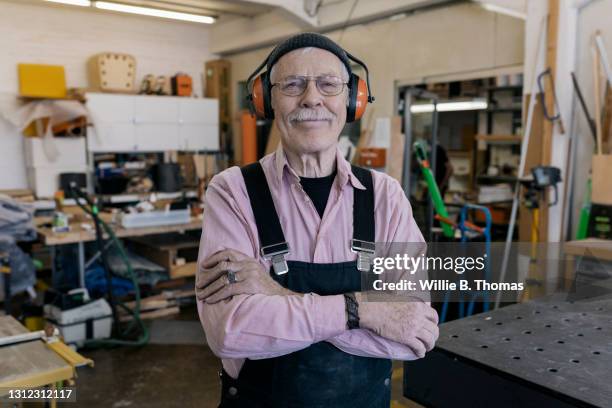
[[404, 295, 612, 407]]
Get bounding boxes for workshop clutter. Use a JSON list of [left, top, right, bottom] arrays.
[[95, 158, 153, 195], [0, 193, 36, 303], [140, 74, 171, 95], [44, 288, 112, 346], [140, 73, 194, 96], [118, 289, 193, 322], [87, 51, 195, 97]]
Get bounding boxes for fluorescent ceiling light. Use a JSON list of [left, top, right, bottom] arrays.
[[44, 0, 91, 6], [477, 2, 526, 20], [94, 1, 215, 24], [410, 100, 488, 113]]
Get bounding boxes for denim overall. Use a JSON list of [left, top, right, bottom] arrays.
[[219, 163, 391, 408]]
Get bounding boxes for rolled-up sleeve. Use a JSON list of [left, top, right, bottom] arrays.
[[327, 174, 428, 360], [197, 171, 347, 360]]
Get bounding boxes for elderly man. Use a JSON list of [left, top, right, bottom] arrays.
[[196, 33, 439, 407]]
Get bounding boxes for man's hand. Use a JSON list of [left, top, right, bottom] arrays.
[[196, 249, 293, 303], [356, 293, 439, 358]]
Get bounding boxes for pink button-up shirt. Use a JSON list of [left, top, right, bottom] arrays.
[[197, 146, 426, 378]]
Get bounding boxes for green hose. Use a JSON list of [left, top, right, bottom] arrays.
[[576, 179, 591, 240], [69, 189, 149, 347], [86, 217, 149, 347], [414, 141, 454, 238]]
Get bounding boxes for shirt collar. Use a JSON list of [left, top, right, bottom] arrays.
[[274, 144, 366, 190]]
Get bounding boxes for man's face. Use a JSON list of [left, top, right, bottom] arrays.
[[270, 48, 348, 155]]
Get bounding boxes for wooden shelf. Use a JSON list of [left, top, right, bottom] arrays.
[[486, 107, 522, 113], [126, 232, 200, 279], [475, 134, 522, 144], [477, 174, 518, 183], [487, 85, 523, 92]]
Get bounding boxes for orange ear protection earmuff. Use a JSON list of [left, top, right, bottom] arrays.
[[246, 33, 374, 123]]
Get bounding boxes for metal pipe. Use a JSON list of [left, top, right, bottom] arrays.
[[429, 100, 439, 242], [401, 90, 413, 197]]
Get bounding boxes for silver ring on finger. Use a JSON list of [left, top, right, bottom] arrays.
[[227, 270, 237, 284]]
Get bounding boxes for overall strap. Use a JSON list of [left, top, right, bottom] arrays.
[[350, 165, 376, 272], [241, 162, 289, 275]]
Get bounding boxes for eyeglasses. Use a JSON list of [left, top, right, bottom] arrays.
[[272, 75, 347, 97]]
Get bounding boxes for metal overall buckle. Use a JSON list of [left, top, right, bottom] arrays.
[[351, 239, 375, 272], [261, 242, 290, 275]]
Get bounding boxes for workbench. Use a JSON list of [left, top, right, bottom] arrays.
[[0, 316, 77, 407], [404, 294, 612, 407], [36, 216, 203, 288], [564, 239, 612, 290], [564, 239, 612, 261]]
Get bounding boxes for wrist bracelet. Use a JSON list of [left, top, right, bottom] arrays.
[[344, 292, 360, 330]]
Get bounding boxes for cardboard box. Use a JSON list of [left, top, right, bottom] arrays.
[[592, 154, 612, 205], [358, 147, 386, 168], [24, 137, 86, 168]]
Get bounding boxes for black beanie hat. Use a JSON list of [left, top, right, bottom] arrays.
[[266, 32, 352, 77]]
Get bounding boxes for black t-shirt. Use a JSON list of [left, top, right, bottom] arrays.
[[299, 171, 337, 219]]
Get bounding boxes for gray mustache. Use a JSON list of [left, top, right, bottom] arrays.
[[288, 109, 335, 122]]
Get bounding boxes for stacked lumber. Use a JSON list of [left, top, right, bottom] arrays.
[[118, 289, 193, 322]]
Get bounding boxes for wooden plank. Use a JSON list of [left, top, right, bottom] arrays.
[[0, 315, 29, 337], [122, 289, 193, 312], [519, 95, 546, 242], [603, 84, 612, 154], [122, 298, 175, 313], [127, 233, 200, 251], [168, 289, 195, 299], [564, 239, 612, 262], [38, 217, 203, 246], [241, 110, 257, 165], [119, 306, 180, 322], [541, 0, 559, 165], [130, 241, 173, 270], [170, 262, 197, 279], [129, 240, 197, 279], [475, 134, 522, 143], [0, 316, 73, 389], [593, 46, 604, 154], [155, 278, 189, 289]]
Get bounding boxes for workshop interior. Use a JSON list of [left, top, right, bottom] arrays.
[[0, 0, 611, 407]]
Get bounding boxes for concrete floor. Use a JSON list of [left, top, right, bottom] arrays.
[[62, 305, 422, 408]]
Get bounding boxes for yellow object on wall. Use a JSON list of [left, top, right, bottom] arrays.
[[18, 64, 67, 99]]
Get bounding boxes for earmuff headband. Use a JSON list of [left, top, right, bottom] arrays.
[[246, 52, 373, 103], [246, 32, 374, 122], [345, 52, 374, 103]]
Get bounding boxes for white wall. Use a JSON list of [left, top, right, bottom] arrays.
[[0, 0, 213, 189], [210, 0, 438, 54], [226, 2, 525, 162]]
